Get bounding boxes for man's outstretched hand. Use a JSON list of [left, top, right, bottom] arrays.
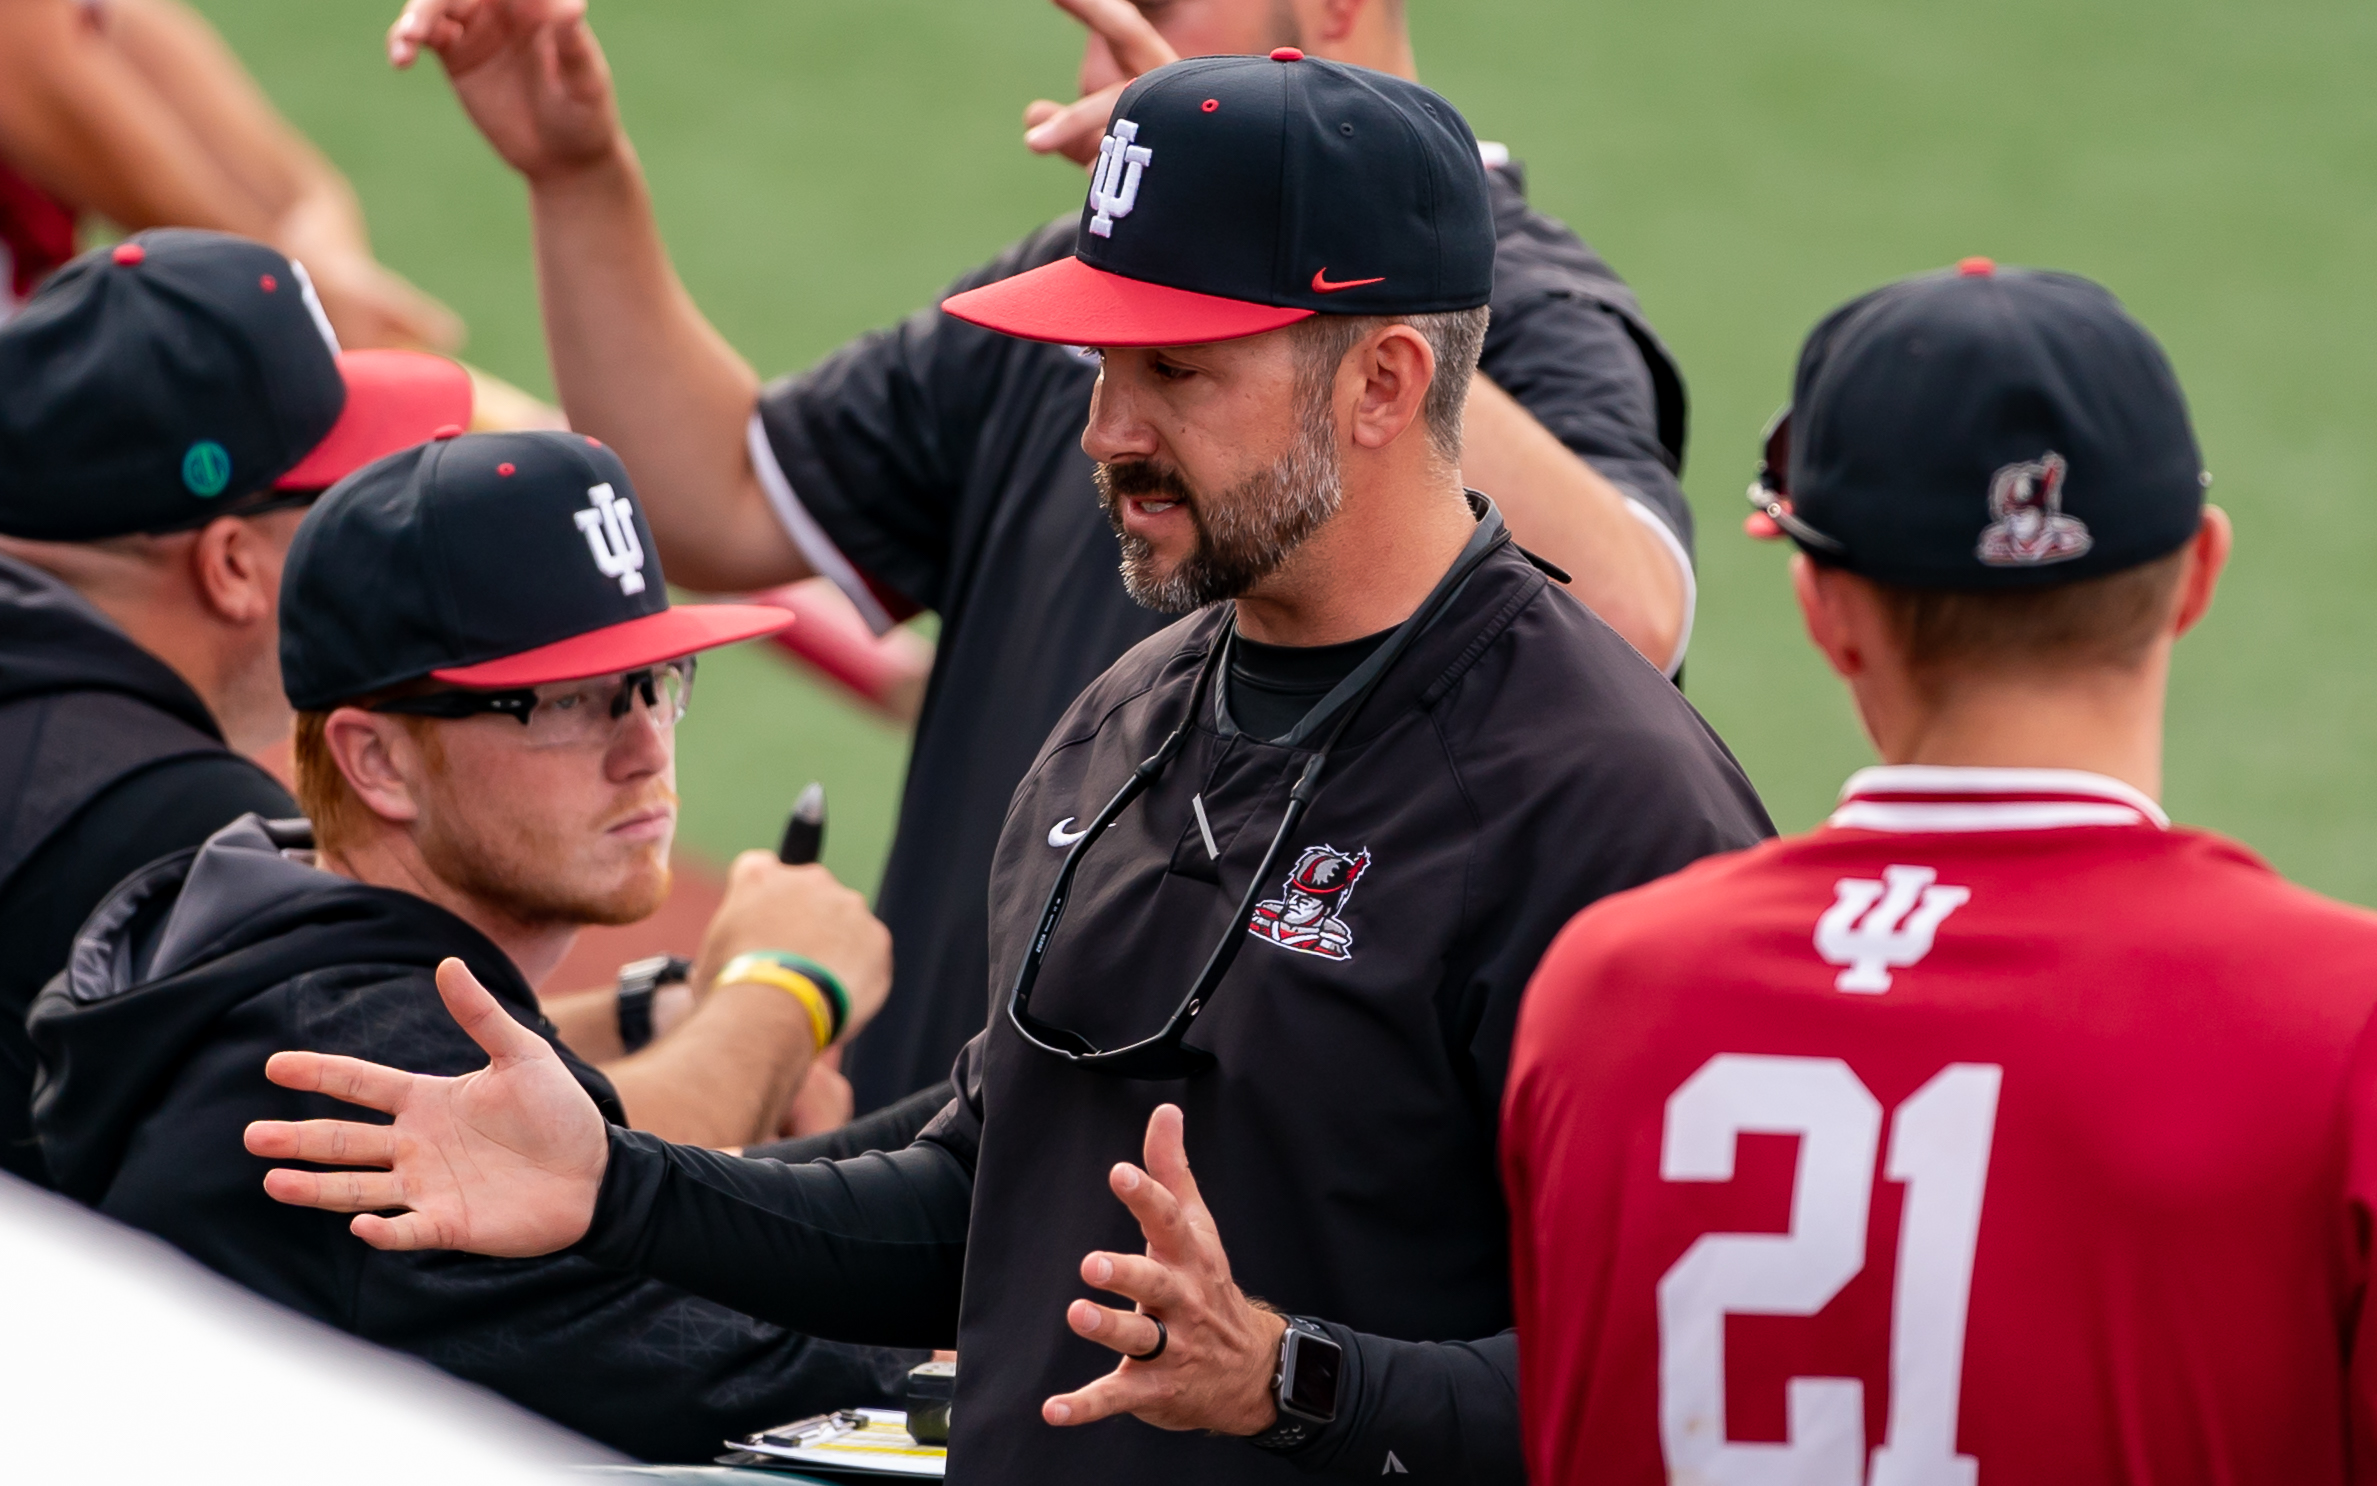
[[386, 0, 620, 182], [1043, 1104, 1285, 1436], [244, 957, 609, 1257]]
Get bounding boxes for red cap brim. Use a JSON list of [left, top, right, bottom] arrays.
[[430, 603, 792, 689], [276, 350, 474, 491], [940, 256, 1312, 347]]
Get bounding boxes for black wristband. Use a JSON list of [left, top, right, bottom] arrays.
[[614, 954, 692, 1054]]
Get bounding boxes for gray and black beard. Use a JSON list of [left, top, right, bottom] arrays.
[[1094, 400, 1343, 614]]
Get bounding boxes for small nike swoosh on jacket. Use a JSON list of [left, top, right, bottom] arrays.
[[1311, 268, 1386, 293], [1048, 818, 1090, 848]]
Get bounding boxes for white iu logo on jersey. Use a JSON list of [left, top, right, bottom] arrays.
[[574, 482, 647, 596], [1813, 864, 1970, 993], [1088, 118, 1153, 238]]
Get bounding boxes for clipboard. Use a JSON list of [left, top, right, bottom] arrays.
[[725, 1408, 946, 1479]]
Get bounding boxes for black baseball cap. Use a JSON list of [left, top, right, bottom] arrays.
[[0, 229, 470, 540], [1748, 258, 2207, 589], [280, 430, 790, 711], [942, 52, 1493, 346]]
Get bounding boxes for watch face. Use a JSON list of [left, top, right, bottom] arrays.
[[1284, 1332, 1342, 1421]]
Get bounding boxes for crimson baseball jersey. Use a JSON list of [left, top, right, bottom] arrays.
[[1502, 766, 2377, 1485]]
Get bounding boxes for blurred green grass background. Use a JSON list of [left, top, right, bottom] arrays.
[[198, 0, 2377, 901]]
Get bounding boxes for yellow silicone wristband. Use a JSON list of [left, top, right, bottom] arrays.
[[719, 954, 833, 1051]]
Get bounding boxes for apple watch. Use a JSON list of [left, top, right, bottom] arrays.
[[1246, 1316, 1342, 1452], [614, 954, 692, 1053]]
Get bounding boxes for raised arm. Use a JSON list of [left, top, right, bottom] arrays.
[[0, 0, 269, 239], [387, 0, 806, 591], [1460, 373, 1689, 671]]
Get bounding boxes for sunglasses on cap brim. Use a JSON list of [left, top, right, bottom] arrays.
[[1743, 405, 1845, 555]]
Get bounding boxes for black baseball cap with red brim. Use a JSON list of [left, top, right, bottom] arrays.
[[0, 230, 473, 538], [276, 349, 473, 493], [280, 429, 790, 711], [942, 52, 1494, 348]]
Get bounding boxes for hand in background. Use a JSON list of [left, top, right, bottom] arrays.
[[245, 957, 606, 1257], [388, 0, 620, 182], [1021, 0, 1180, 166]]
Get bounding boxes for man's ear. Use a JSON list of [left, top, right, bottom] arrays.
[[320, 707, 426, 827], [2171, 505, 2232, 639], [187, 512, 296, 628], [1346, 323, 1435, 455], [1793, 553, 1873, 681]]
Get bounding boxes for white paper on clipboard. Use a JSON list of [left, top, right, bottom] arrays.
[[734, 1408, 946, 1478]]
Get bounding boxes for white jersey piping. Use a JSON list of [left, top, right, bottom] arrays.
[[1828, 764, 2169, 833], [746, 410, 896, 636]]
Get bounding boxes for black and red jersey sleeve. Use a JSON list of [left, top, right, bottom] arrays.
[[752, 222, 1075, 615]]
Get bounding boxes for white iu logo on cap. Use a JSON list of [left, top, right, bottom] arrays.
[[1088, 119, 1153, 238], [575, 483, 647, 596]]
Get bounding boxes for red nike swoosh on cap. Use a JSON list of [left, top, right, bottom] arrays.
[[1311, 269, 1387, 293]]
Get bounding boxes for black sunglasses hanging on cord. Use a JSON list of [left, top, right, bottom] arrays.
[[1005, 524, 1510, 1081]]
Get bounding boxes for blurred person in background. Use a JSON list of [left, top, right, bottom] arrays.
[[385, 0, 1702, 1116], [0, 229, 466, 1187], [30, 429, 921, 1459], [0, 0, 460, 348]]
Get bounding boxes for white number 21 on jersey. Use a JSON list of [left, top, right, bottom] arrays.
[[1658, 1054, 2003, 1486]]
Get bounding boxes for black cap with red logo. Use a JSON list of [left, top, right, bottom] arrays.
[[943, 51, 1494, 347], [1747, 258, 2207, 590]]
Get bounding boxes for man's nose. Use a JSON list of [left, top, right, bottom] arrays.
[[1081, 369, 1161, 466], [606, 699, 672, 780]]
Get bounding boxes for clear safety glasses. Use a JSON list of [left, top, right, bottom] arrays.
[[370, 657, 696, 750]]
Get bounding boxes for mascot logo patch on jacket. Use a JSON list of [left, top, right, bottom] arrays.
[[1248, 845, 1371, 962]]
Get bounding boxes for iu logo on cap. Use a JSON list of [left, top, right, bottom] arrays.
[[1088, 119, 1153, 238], [575, 483, 647, 596]]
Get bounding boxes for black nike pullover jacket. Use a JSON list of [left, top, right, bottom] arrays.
[[28, 814, 917, 1461]]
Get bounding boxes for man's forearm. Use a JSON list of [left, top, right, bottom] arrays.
[[581, 1125, 972, 1348], [0, 0, 264, 235], [525, 149, 807, 591], [103, 0, 345, 237], [602, 979, 818, 1147], [1462, 373, 1689, 671]]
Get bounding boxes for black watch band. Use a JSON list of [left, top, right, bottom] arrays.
[[1246, 1317, 1341, 1454], [614, 954, 692, 1054]]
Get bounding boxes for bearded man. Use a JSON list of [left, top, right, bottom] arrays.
[[249, 59, 1769, 1484], [30, 429, 923, 1459], [384, 0, 1702, 1116]]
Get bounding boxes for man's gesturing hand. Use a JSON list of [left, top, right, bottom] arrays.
[[1043, 1103, 1286, 1436], [1022, 0, 1181, 166], [243, 957, 609, 1258], [386, 0, 620, 182]]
